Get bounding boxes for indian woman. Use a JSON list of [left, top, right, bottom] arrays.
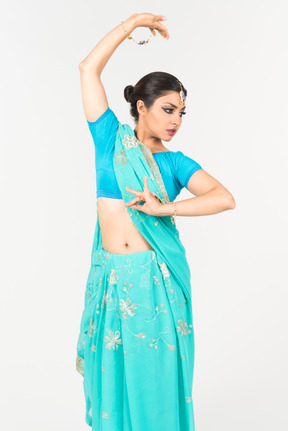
[[75, 12, 236, 431]]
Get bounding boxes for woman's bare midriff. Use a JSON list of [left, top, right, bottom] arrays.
[[97, 197, 155, 255]]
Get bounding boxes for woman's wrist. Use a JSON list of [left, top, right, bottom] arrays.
[[124, 14, 138, 33], [159, 202, 176, 217], [79, 15, 138, 73]]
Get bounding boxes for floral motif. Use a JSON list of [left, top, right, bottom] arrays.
[[88, 317, 97, 337], [114, 149, 128, 166], [107, 269, 119, 285], [153, 276, 160, 285], [135, 332, 146, 338], [122, 281, 133, 293], [123, 135, 138, 150], [78, 249, 192, 377], [159, 262, 170, 279], [185, 396, 192, 403], [101, 290, 110, 308], [139, 271, 151, 289], [102, 411, 109, 418], [176, 319, 192, 336], [76, 355, 84, 376], [119, 297, 137, 319], [104, 330, 122, 350], [149, 335, 175, 350], [168, 344, 176, 351]]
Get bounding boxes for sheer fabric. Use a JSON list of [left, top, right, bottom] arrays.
[[76, 119, 197, 430]]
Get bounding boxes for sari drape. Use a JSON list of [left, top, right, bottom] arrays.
[[92, 122, 193, 303], [76, 120, 196, 430]]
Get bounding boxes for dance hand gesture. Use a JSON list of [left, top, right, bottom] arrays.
[[131, 13, 170, 40], [125, 176, 163, 216]]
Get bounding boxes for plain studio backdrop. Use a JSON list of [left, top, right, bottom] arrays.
[[0, 1, 287, 430]]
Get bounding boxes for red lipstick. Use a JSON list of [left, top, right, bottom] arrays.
[[167, 129, 176, 136]]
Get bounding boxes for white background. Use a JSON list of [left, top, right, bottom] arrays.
[[1, 1, 287, 430]]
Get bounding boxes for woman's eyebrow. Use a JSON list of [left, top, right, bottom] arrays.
[[163, 102, 186, 111]]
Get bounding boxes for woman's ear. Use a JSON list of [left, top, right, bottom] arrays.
[[136, 100, 146, 117]]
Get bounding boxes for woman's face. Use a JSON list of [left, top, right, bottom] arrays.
[[137, 91, 186, 142]]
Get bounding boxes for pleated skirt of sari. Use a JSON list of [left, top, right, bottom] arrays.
[[76, 245, 195, 431]]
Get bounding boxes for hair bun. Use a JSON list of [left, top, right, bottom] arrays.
[[124, 85, 134, 103]]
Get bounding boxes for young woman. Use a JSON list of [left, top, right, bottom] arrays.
[[76, 13, 236, 431]]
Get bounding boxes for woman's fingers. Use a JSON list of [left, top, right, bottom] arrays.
[[125, 196, 144, 206], [126, 178, 149, 195], [125, 185, 145, 206], [125, 178, 161, 210], [130, 205, 145, 212], [125, 186, 139, 195], [125, 198, 143, 206], [153, 23, 169, 39], [134, 13, 169, 39], [154, 14, 167, 20]]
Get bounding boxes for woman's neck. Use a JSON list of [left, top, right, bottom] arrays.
[[134, 128, 168, 153]]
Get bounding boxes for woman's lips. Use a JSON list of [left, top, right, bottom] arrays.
[[167, 129, 176, 136]]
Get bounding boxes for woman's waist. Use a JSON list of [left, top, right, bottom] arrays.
[[98, 200, 154, 254]]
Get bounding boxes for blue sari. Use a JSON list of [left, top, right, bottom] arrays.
[[76, 120, 196, 430]]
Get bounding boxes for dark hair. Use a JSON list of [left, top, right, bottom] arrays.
[[123, 71, 187, 123]]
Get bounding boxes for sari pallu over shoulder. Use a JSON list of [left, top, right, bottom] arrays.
[[103, 121, 193, 303]]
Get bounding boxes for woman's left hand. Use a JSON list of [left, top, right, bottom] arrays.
[[125, 176, 163, 216]]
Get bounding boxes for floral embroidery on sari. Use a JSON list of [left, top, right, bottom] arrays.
[[123, 135, 139, 150], [114, 149, 128, 166], [76, 248, 194, 367], [176, 319, 193, 336], [76, 355, 84, 376], [119, 297, 137, 319], [104, 330, 122, 350]]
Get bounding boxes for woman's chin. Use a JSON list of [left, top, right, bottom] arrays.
[[162, 136, 173, 142]]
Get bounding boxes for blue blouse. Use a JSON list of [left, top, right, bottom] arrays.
[[87, 107, 202, 202]]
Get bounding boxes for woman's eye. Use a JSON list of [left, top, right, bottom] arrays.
[[163, 108, 186, 117]]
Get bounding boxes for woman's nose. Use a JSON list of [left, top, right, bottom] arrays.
[[173, 118, 181, 128]]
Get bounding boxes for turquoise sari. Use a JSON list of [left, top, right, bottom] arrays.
[[76, 120, 196, 430]]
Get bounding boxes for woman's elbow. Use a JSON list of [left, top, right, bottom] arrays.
[[226, 194, 236, 209]]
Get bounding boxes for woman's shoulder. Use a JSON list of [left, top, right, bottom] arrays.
[[170, 149, 200, 162], [168, 150, 202, 173], [86, 107, 120, 145], [164, 150, 185, 164]]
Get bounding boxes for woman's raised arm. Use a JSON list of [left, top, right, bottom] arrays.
[[79, 15, 137, 74], [78, 13, 169, 122]]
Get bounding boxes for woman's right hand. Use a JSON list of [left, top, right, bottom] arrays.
[[130, 13, 169, 40]]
